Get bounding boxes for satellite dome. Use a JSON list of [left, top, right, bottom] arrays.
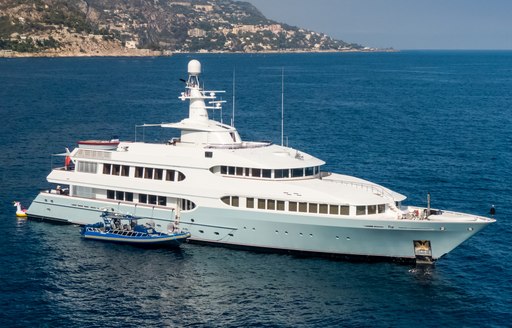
[[188, 60, 201, 75]]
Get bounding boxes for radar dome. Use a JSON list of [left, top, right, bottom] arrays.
[[188, 60, 201, 75]]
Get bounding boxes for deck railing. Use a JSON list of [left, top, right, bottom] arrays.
[[205, 141, 272, 149], [322, 176, 396, 200]]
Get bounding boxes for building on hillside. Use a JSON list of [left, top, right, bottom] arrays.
[[188, 28, 206, 37], [125, 40, 137, 49], [194, 4, 214, 12], [267, 24, 283, 34], [232, 25, 256, 34], [171, 2, 191, 6]]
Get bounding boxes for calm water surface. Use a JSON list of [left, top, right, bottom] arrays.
[[1, 52, 511, 327]]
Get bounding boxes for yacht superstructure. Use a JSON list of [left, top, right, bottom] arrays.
[[27, 60, 495, 263]]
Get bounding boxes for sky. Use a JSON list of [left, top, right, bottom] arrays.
[[245, 0, 512, 50]]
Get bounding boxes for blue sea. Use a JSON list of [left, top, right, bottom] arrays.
[[1, 52, 511, 327]]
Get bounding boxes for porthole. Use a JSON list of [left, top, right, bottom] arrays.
[[214, 232, 219, 235], [199, 230, 204, 233]]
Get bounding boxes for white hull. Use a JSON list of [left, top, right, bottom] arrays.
[[28, 192, 489, 261]]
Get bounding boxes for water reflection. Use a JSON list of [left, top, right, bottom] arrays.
[[15, 216, 28, 226]]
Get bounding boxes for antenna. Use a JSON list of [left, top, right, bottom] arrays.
[[281, 67, 284, 146], [232, 67, 236, 127]]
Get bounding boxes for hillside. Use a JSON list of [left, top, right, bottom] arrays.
[[0, 0, 365, 57]]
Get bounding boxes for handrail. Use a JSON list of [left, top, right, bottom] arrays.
[[205, 141, 272, 149], [322, 177, 396, 201], [85, 227, 167, 237]]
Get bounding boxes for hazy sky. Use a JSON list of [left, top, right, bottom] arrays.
[[245, 0, 512, 50]]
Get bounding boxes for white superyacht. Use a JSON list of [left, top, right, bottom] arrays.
[[27, 60, 495, 263]]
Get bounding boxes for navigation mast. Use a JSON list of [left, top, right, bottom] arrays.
[[232, 67, 236, 127], [281, 67, 284, 146]]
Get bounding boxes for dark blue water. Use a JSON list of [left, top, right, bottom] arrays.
[[1, 52, 511, 327]]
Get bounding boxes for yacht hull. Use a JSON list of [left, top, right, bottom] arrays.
[[27, 192, 490, 262]]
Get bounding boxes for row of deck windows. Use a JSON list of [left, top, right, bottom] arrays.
[[134, 167, 185, 181], [77, 161, 97, 173], [100, 163, 185, 181], [357, 204, 386, 215], [107, 190, 167, 206], [221, 196, 386, 216], [106, 189, 196, 211], [71, 185, 197, 211], [214, 166, 320, 179], [103, 164, 130, 176]]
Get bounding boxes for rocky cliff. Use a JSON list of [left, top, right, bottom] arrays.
[[0, 0, 364, 56]]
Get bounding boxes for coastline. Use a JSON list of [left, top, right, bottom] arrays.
[[0, 48, 171, 58], [0, 47, 396, 58]]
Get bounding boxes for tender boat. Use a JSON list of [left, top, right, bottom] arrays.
[[81, 211, 190, 246], [78, 138, 120, 151], [28, 59, 495, 263]]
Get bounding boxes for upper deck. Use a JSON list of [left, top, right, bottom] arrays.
[[55, 58, 403, 209]]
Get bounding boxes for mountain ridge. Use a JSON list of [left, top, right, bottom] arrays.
[[0, 0, 373, 57]]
